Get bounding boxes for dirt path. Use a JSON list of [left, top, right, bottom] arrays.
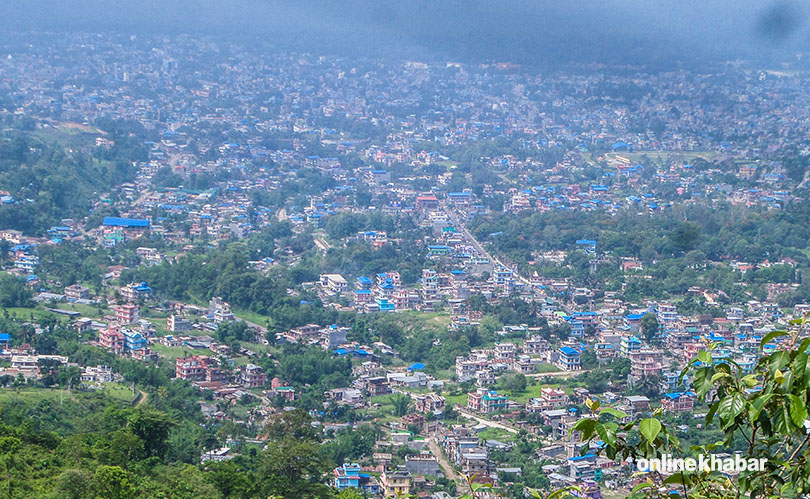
[[135, 390, 148, 407], [428, 438, 460, 483], [456, 408, 520, 434]]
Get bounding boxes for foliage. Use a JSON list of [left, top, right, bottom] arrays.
[[568, 316, 810, 498]]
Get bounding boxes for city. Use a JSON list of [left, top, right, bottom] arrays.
[[0, 8, 810, 499]]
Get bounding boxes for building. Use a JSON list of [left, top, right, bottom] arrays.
[[123, 330, 147, 351], [64, 284, 90, 301], [201, 448, 234, 463], [167, 315, 193, 332], [114, 304, 139, 324], [661, 391, 696, 412], [405, 454, 440, 476], [176, 356, 208, 381], [120, 282, 153, 301], [98, 327, 125, 354], [240, 364, 267, 388], [414, 393, 446, 415], [334, 463, 362, 490], [380, 469, 411, 497], [557, 346, 581, 371], [320, 273, 348, 294], [467, 388, 508, 413]]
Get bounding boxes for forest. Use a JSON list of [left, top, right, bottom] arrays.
[[0, 118, 147, 234]]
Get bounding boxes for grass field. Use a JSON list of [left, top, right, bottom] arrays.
[[444, 392, 468, 406], [477, 427, 516, 442], [0, 306, 64, 322], [0, 386, 133, 434], [534, 363, 561, 374], [604, 150, 717, 166], [232, 308, 270, 326]]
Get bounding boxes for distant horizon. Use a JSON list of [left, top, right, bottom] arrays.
[[1, 0, 808, 68]]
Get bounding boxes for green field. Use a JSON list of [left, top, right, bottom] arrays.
[[604, 150, 717, 166], [0, 386, 133, 434]]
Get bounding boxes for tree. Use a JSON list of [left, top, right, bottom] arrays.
[[93, 466, 136, 499], [640, 313, 659, 344], [391, 394, 412, 417], [568, 319, 810, 498], [501, 373, 527, 392], [126, 408, 176, 459], [56, 469, 93, 499], [580, 349, 598, 369]]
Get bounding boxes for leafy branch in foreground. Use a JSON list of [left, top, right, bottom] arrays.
[[568, 313, 810, 498]]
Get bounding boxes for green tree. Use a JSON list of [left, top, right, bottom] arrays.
[[569, 318, 810, 498], [640, 313, 659, 344], [93, 466, 136, 499], [391, 394, 412, 417]]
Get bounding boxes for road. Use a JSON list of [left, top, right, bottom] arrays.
[[524, 369, 590, 379], [428, 438, 460, 483], [442, 202, 531, 287], [456, 407, 520, 434], [442, 201, 577, 316], [314, 237, 331, 252], [135, 390, 148, 407]]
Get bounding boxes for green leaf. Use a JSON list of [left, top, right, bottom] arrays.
[[741, 374, 759, 387], [711, 372, 731, 383], [770, 351, 790, 373], [595, 422, 616, 447], [639, 418, 662, 444], [761, 330, 787, 349], [749, 393, 774, 421], [793, 353, 808, 384], [599, 407, 629, 419], [717, 394, 745, 427], [662, 473, 688, 485], [788, 394, 807, 428], [706, 400, 720, 425], [698, 349, 712, 364], [632, 482, 654, 493], [572, 418, 597, 440]]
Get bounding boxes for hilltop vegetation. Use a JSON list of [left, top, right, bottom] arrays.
[[0, 119, 145, 234]]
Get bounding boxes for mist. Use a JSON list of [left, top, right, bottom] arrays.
[[1, 0, 808, 67]]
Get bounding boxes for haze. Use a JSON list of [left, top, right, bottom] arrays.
[[1, 0, 808, 67]]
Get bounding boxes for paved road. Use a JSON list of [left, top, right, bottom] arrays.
[[442, 202, 531, 287]]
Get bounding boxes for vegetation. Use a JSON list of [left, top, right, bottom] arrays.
[[570, 317, 810, 498]]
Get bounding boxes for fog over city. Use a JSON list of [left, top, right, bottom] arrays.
[[2, 0, 809, 66]]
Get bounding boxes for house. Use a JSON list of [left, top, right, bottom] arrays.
[[557, 346, 581, 371], [98, 327, 125, 354], [320, 273, 348, 294], [64, 284, 90, 301], [467, 388, 508, 413], [414, 393, 446, 415], [81, 365, 114, 383], [123, 330, 147, 351], [201, 448, 234, 463], [167, 315, 193, 332], [380, 469, 411, 497], [526, 387, 569, 412], [661, 391, 696, 412], [114, 304, 139, 324], [334, 463, 362, 490], [325, 387, 364, 405], [120, 282, 153, 301], [405, 454, 440, 477], [176, 356, 208, 381], [240, 364, 267, 388]]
